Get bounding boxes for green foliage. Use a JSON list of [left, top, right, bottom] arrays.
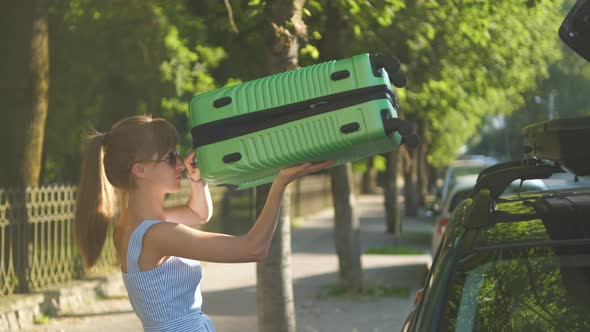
[[351, 155, 386, 173], [33, 314, 51, 325], [364, 246, 424, 255], [468, 45, 590, 160], [304, 0, 564, 168], [182, 1, 267, 82], [33, 0, 577, 184], [43, 0, 224, 183], [401, 0, 563, 167]]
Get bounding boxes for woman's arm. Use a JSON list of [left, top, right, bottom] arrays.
[[164, 151, 213, 227], [149, 161, 333, 263]]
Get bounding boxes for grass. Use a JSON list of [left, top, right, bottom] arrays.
[[323, 282, 411, 299], [34, 314, 51, 325], [291, 216, 305, 229], [364, 246, 424, 255], [401, 232, 433, 242]]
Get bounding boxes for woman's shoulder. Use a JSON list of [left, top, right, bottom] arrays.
[[143, 219, 185, 236], [115, 219, 166, 253]]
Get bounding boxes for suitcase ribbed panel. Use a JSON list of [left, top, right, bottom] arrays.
[[189, 54, 390, 127], [234, 61, 336, 117], [239, 115, 351, 169]]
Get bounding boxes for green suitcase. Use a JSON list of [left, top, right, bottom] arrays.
[[189, 53, 417, 189]]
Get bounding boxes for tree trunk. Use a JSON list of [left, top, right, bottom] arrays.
[[220, 188, 232, 233], [417, 140, 429, 208], [318, 0, 363, 293], [384, 151, 401, 236], [361, 157, 378, 194], [403, 147, 419, 216], [317, 0, 348, 60], [0, 0, 49, 187], [429, 164, 439, 196], [330, 164, 363, 292], [255, 184, 295, 332], [416, 122, 430, 208], [256, 1, 306, 331]]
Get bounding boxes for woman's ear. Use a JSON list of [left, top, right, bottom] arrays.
[[131, 163, 146, 179]]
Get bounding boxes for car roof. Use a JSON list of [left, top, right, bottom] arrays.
[[444, 160, 590, 251], [448, 175, 547, 198], [442, 175, 549, 216], [470, 188, 590, 248]]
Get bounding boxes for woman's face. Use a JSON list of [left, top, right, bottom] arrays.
[[139, 149, 186, 193]]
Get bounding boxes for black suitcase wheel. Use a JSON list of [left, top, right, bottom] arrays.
[[390, 72, 407, 88], [369, 54, 406, 88]]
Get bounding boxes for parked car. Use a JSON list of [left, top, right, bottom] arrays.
[[404, 159, 590, 331], [431, 174, 547, 253], [437, 157, 498, 206]]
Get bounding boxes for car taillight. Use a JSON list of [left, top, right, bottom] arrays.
[[437, 218, 449, 234]]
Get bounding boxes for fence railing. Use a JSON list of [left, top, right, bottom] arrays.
[[0, 174, 333, 296]]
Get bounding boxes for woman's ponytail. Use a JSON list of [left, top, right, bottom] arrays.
[[74, 130, 115, 268], [73, 115, 179, 267]]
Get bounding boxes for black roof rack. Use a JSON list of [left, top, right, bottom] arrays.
[[475, 158, 545, 182], [471, 160, 565, 200], [523, 116, 590, 176], [534, 194, 590, 241]]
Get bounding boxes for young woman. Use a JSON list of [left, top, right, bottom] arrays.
[[74, 115, 332, 331]]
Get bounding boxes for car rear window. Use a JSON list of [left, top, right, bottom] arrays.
[[475, 198, 549, 246], [441, 245, 590, 331], [479, 220, 550, 245]]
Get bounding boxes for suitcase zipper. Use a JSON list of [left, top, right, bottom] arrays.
[[192, 84, 397, 148]]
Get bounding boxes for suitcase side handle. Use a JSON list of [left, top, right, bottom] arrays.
[[369, 54, 407, 88], [380, 115, 420, 149], [380, 109, 413, 136]]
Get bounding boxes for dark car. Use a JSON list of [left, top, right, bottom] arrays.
[[403, 167, 590, 331]]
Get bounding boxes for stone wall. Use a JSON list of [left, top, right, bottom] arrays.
[[0, 274, 126, 331]]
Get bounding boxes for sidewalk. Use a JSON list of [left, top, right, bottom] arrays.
[[29, 195, 433, 332]]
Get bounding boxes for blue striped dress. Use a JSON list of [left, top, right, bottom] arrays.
[[122, 220, 215, 332]]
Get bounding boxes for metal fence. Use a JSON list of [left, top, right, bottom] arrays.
[[0, 175, 332, 296]]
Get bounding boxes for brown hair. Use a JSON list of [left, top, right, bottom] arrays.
[[74, 115, 179, 267]]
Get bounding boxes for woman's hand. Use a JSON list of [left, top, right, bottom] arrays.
[[276, 161, 334, 186], [183, 150, 203, 183]]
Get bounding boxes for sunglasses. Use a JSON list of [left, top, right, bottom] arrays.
[[140, 149, 180, 167]]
